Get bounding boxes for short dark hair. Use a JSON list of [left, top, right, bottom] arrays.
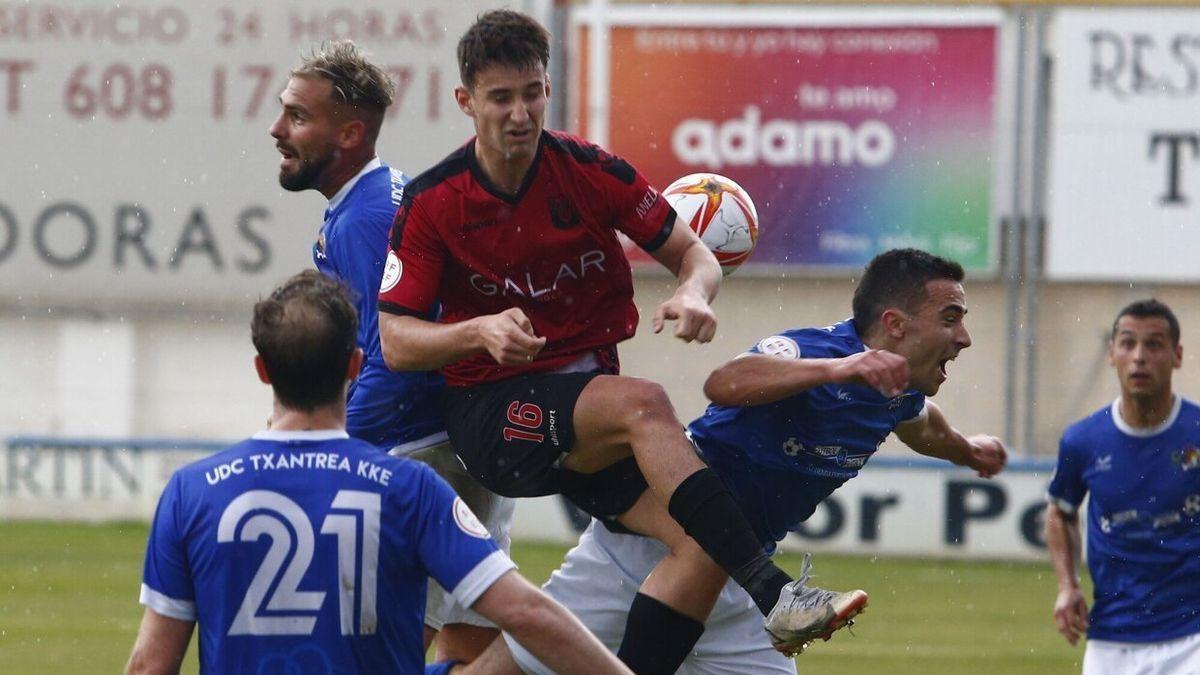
[[457, 10, 551, 89], [852, 248, 966, 335], [1112, 298, 1180, 345], [292, 40, 393, 139], [251, 270, 358, 411]]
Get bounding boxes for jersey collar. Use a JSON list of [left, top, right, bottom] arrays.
[[327, 156, 383, 213], [252, 429, 351, 442], [1110, 394, 1181, 437], [467, 133, 544, 204]]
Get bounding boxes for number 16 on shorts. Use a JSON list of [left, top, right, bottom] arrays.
[[503, 401, 545, 443]]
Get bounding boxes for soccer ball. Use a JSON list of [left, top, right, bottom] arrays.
[[662, 173, 759, 275]]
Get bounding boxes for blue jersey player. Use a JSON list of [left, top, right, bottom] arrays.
[[501, 248, 1008, 674], [124, 271, 629, 675], [269, 41, 514, 663], [268, 40, 447, 455], [1047, 299, 1200, 674]]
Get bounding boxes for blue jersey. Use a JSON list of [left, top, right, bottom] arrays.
[[688, 320, 926, 546], [139, 430, 513, 674], [1048, 396, 1200, 643], [314, 161, 446, 451]]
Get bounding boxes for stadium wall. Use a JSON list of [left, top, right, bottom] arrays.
[[0, 435, 1054, 560], [2, 275, 1194, 455]]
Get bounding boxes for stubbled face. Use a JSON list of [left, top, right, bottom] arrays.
[[269, 76, 339, 192], [1109, 315, 1181, 401], [458, 63, 549, 167], [894, 278, 972, 396]]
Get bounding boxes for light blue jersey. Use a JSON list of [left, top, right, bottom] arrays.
[[1048, 396, 1200, 642], [688, 319, 926, 547], [314, 161, 446, 451], [140, 430, 513, 674]]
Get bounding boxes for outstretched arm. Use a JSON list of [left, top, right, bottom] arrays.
[[892, 400, 1007, 477], [380, 309, 547, 371], [469, 571, 631, 675], [647, 219, 721, 343], [124, 608, 194, 675], [705, 348, 911, 407], [1045, 502, 1089, 645]]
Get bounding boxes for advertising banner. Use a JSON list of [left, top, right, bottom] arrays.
[[0, 2, 492, 307], [0, 437, 1053, 561], [574, 8, 1001, 273], [1046, 9, 1200, 282]]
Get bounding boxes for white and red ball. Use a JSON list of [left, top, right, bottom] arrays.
[[662, 173, 759, 275]]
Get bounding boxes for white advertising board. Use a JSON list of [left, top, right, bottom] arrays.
[[0, 2, 495, 306], [1046, 9, 1200, 281], [0, 440, 1054, 561]]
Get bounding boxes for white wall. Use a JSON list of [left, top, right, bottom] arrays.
[[5, 275, 1195, 455]]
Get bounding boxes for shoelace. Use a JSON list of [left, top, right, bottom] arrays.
[[783, 553, 838, 609]]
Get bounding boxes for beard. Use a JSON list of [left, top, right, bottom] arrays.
[[278, 147, 335, 192]]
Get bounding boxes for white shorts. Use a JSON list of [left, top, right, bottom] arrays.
[[505, 520, 794, 675], [1083, 632, 1200, 675], [394, 441, 516, 630]]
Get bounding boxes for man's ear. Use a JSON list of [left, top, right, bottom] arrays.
[[455, 86, 475, 117], [254, 355, 272, 385], [337, 119, 366, 149], [879, 308, 907, 339]]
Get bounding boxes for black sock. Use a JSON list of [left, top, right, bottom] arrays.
[[667, 468, 792, 616], [617, 592, 705, 675]]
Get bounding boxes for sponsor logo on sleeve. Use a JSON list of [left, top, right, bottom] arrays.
[[757, 335, 800, 359], [380, 251, 402, 293], [452, 497, 491, 539]]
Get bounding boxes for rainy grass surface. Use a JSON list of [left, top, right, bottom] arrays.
[[0, 521, 1087, 674]]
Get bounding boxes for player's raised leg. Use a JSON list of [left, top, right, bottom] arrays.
[[564, 375, 798, 672]]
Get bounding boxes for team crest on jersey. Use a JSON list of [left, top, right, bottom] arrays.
[[549, 196, 581, 230], [757, 335, 799, 359], [1172, 446, 1200, 471], [452, 497, 490, 539], [380, 250, 402, 292], [1095, 454, 1113, 472]]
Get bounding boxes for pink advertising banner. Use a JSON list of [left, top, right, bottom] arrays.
[[575, 10, 1000, 272]]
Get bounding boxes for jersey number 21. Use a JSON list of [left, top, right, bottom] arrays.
[[217, 489, 381, 636]]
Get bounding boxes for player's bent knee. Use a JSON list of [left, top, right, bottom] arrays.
[[619, 379, 679, 429]]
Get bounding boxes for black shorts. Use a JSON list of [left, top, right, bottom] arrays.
[[441, 372, 648, 521]]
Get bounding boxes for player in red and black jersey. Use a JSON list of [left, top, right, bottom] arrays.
[[379, 11, 802, 673], [377, 127, 674, 387]]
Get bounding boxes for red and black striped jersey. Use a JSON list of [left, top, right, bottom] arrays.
[[379, 130, 676, 387]]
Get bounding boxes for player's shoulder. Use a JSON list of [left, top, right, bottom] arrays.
[[403, 143, 473, 203], [1177, 396, 1200, 418], [757, 320, 860, 358], [337, 167, 404, 220], [1061, 403, 1116, 447], [355, 163, 406, 199], [542, 130, 638, 185], [363, 450, 445, 498]]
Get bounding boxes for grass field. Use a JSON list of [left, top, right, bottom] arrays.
[[0, 521, 1088, 674]]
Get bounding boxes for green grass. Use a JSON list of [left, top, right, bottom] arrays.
[[0, 521, 1087, 674]]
